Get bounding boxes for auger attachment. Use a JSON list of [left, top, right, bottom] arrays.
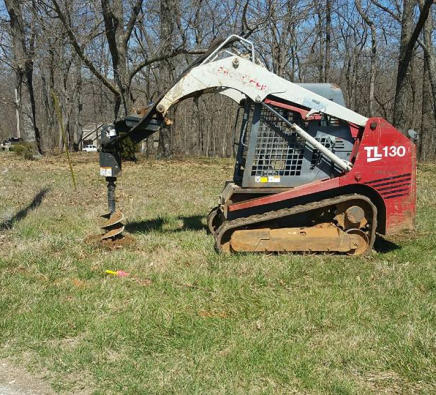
[[97, 111, 162, 242], [99, 122, 125, 241]]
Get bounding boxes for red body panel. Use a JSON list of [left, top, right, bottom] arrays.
[[229, 118, 416, 235], [264, 98, 311, 119]]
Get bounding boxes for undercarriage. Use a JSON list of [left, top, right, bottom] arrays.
[[208, 194, 376, 255]]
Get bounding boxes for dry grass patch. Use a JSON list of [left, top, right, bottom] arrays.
[[0, 152, 435, 393]]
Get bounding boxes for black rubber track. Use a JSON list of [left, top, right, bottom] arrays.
[[214, 193, 377, 254]]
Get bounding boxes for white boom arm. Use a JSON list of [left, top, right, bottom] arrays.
[[155, 36, 368, 172], [156, 53, 368, 127]]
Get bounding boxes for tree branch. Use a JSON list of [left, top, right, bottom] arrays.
[[124, 0, 143, 45], [402, 0, 433, 63], [100, 0, 119, 67], [50, 0, 119, 96], [417, 37, 429, 56], [129, 48, 206, 82], [356, 0, 373, 27], [371, 0, 401, 22]]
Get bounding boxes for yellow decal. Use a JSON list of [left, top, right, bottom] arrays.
[[255, 176, 280, 183]]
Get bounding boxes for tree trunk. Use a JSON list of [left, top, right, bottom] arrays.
[[393, 0, 433, 133], [419, 0, 436, 125], [393, 0, 414, 132], [419, 0, 435, 161], [100, 0, 143, 160], [420, 59, 433, 160], [355, 0, 377, 115], [101, 0, 132, 119], [5, 0, 43, 153], [14, 86, 21, 139], [40, 56, 56, 148], [24, 59, 42, 152], [158, 0, 179, 158], [316, 10, 324, 82], [324, 0, 332, 82], [73, 61, 83, 151]]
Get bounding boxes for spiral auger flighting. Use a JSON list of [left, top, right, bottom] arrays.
[[101, 177, 125, 240]]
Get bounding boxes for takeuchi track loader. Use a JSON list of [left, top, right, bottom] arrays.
[[98, 35, 416, 255]]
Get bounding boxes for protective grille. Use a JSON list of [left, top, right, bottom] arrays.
[[250, 106, 304, 177]]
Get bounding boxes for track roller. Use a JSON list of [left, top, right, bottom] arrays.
[[345, 229, 370, 255]]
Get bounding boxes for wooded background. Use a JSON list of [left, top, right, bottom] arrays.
[[0, 0, 435, 160]]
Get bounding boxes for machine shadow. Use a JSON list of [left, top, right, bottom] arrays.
[[373, 235, 401, 253], [0, 188, 50, 230], [126, 215, 206, 234]]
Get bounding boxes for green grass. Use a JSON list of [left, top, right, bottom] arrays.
[[0, 152, 435, 393]]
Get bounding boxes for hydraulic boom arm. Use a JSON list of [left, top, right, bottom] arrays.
[[101, 35, 366, 172]]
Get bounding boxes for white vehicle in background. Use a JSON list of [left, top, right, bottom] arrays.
[[0, 141, 11, 151], [83, 144, 97, 152], [1, 137, 23, 151]]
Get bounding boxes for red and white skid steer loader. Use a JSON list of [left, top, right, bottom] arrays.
[[98, 35, 416, 255]]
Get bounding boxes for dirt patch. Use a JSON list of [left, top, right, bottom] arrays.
[[84, 233, 136, 250], [0, 359, 53, 394]]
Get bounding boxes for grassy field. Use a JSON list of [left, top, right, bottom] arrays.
[[0, 152, 434, 393]]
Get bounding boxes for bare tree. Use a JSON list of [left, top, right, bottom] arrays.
[[4, 0, 43, 153], [157, 0, 178, 157], [324, 0, 332, 82], [0, 0, 434, 159], [100, 0, 143, 117], [418, 0, 436, 121], [418, 0, 435, 160], [355, 0, 377, 115], [49, 0, 202, 120], [393, 0, 433, 133], [49, 0, 141, 119]]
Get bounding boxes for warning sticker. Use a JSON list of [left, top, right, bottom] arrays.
[[100, 167, 113, 177], [255, 176, 280, 183], [268, 176, 281, 183]]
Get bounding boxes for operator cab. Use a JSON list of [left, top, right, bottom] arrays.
[[233, 86, 355, 188]]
